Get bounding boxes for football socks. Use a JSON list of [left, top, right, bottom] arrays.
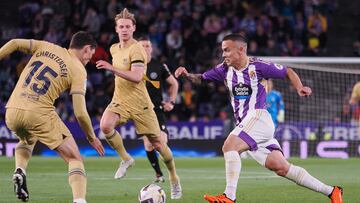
[[224, 151, 241, 201], [104, 130, 132, 161], [68, 160, 87, 200], [285, 164, 333, 196]]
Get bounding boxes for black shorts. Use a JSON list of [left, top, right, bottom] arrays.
[[154, 106, 168, 135]]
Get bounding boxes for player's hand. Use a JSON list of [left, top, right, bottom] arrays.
[[162, 101, 174, 112], [89, 137, 105, 156], [297, 86, 312, 97], [175, 66, 189, 78], [96, 60, 113, 72]]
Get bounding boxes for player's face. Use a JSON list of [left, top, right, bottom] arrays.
[[221, 40, 245, 66], [139, 40, 152, 61], [80, 45, 95, 65], [115, 18, 136, 41]]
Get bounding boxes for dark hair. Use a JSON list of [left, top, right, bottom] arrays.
[[69, 31, 97, 49], [222, 34, 248, 44], [137, 35, 150, 41]]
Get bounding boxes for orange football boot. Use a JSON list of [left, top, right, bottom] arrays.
[[204, 193, 235, 203], [329, 186, 343, 203]]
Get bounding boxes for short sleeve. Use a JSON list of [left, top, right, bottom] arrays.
[[130, 44, 146, 65], [70, 64, 87, 95], [259, 62, 287, 79], [161, 63, 171, 80], [202, 63, 228, 82]]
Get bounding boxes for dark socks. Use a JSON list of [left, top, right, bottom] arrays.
[[146, 150, 163, 176]]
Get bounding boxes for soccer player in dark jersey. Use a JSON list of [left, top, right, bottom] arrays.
[[0, 31, 104, 203], [139, 36, 179, 183], [175, 33, 343, 203]]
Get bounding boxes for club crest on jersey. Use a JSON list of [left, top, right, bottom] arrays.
[[150, 72, 158, 79], [233, 83, 252, 100], [249, 70, 257, 80], [123, 58, 129, 65]]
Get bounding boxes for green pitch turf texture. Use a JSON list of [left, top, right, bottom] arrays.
[[0, 157, 359, 203]]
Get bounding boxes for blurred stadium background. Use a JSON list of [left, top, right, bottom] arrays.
[[0, 0, 360, 202]]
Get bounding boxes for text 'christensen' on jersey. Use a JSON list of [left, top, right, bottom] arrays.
[[35, 50, 67, 77], [6, 40, 87, 114], [201, 57, 287, 124]]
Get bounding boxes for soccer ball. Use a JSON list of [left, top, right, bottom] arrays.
[[138, 183, 166, 203]]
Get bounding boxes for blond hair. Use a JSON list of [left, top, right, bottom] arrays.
[[115, 8, 136, 25]]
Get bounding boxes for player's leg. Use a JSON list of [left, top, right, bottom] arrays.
[[147, 135, 182, 199], [143, 135, 164, 183], [12, 140, 35, 202], [134, 107, 182, 199], [205, 110, 276, 202], [14, 141, 35, 173], [204, 133, 249, 203], [6, 108, 34, 202], [100, 108, 134, 179], [265, 151, 343, 202], [55, 136, 87, 203]]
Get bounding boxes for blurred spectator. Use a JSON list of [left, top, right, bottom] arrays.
[[0, 0, 340, 121], [82, 7, 101, 36], [307, 9, 328, 50], [178, 81, 198, 121], [353, 32, 360, 56], [264, 38, 280, 56], [166, 29, 182, 57]]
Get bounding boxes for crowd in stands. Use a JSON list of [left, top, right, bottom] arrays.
[[0, 0, 339, 122]]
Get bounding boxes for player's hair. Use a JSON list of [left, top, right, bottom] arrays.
[[137, 35, 150, 41], [223, 33, 248, 44], [115, 8, 136, 25], [69, 31, 97, 49]]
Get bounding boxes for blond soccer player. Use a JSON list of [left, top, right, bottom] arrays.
[[0, 31, 105, 203], [349, 82, 360, 129], [96, 8, 182, 199]]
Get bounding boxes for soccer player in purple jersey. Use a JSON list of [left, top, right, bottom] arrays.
[[175, 34, 343, 203]]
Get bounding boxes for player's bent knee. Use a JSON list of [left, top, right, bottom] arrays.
[[100, 123, 114, 135], [265, 160, 289, 176], [153, 142, 163, 152]]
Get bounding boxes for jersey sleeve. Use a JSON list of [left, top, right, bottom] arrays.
[[30, 40, 49, 54], [161, 63, 172, 80], [259, 61, 287, 79], [70, 64, 87, 96], [202, 63, 228, 82], [0, 39, 47, 59], [130, 44, 146, 65]]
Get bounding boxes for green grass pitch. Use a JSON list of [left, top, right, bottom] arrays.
[[0, 157, 359, 202]]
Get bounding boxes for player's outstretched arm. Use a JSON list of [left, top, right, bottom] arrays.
[[286, 67, 312, 97], [72, 94, 105, 156], [175, 66, 203, 85], [0, 39, 34, 60], [96, 60, 144, 83]]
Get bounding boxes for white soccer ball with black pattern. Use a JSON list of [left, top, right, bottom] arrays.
[[138, 183, 166, 203]]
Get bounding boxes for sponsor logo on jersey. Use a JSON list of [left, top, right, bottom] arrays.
[[233, 83, 252, 100]]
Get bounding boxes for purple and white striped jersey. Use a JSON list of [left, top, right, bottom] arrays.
[[202, 57, 287, 124]]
